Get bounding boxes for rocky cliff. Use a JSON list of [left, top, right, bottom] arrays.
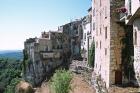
[[23, 49, 63, 87]]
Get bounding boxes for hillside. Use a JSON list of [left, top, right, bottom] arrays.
[[0, 50, 23, 60], [0, 58, 22, 93]]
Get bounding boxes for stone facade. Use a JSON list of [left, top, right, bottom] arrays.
[[62, 20, 83, 60], [93, 0, 111, 88], [92, 0, 135, 88], [81, 15, 91, 60]]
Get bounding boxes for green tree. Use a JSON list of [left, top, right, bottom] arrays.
[[50, 69, 72, 93], [4, 78, 21, 93], [88, 42, 95, 67]]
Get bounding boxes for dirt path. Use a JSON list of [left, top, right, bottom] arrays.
[[70, 74, 95, 93], [35, 82, 50, 93], [35, 73, 95, 93]]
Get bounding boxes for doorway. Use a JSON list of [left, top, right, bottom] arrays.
[[115, 70, 122, 84]]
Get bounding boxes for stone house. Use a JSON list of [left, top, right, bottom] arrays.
[[61, 20, 83, 60], [81, 7, 93, 61], [125, 0, 140, 86], [92, 0, 137, 88], [23, 31, 63, 86]]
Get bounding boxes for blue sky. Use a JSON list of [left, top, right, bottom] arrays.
[[0, 0, 91, 50]]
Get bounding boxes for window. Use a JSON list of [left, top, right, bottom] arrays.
[[96, 29, 98, 36], [100, 13, 101, 22], [105, 27, 107, 39], [93, 23, 95, 30], [44, 34, 49, 38], [76, 30, 78, 34], [100, 0, 101, 6], [84, 33, 86, 40], [96, 63, 97, 68], [100, 41, 101, 49], [105, 6, 107, 19], [46, 46, 48, 51], [93, 8, 95, 16], [134, 31, 137, 45], [128, 0, 131, 15], [105, 48, 107, 55], [100, 27, 102, 35], [96, 41, 98, 48], [84, 25, 86, 29]]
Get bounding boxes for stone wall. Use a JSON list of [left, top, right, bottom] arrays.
[[110, 0, 136, 86], [133, 18, 140, 86], [110, 21, 126, 85], [62, 21, 82, 60], [110, 0, 125, 86], [93, 0, 135, 88]]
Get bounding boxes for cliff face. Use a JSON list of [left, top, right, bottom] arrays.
[[23, 59, 44, 86], [24, 58, 63, 86]]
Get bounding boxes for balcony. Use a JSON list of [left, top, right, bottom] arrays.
[[41, 51, 61, 59], [115, 7, 127, 22], [117, 13, 126, 22]]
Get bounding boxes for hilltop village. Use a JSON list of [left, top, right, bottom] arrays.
[[23, 20, 83, 86], [22, 0, 140, 93]]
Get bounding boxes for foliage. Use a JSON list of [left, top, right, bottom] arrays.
[[4, 78, 21, 93], [0, 58, 22, 93], [88, 42, 95, 67], [50, 69, 72, 93]]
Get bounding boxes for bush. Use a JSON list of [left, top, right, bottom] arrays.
[[0, 58, 22, 93], [50, 69, 72, 93], [4, 77, 21, 93], [88, 42, 95, 67]]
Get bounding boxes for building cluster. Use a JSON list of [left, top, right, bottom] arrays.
[[23, 20, 82, 86], [23, 0, 140, 89]]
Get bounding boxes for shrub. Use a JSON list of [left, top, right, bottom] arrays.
[[88, 42, 95, 67], [4, 77, 21, 93], [50, 69, 72, 93]]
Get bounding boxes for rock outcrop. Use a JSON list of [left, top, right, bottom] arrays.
[[15, 81, 34, 93]]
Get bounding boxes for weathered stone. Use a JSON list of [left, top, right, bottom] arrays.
[[15, 81, 34, 93]]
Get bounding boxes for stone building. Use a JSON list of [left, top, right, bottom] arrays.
[[23, 31, 63, 86], [92, 0, 136, 88], [125, 0, 140, 86], [61, 20, 83, 60], [81, 7, 93, 60]]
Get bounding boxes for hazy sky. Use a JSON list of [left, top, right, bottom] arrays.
[[0, 0, 91, 50]]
